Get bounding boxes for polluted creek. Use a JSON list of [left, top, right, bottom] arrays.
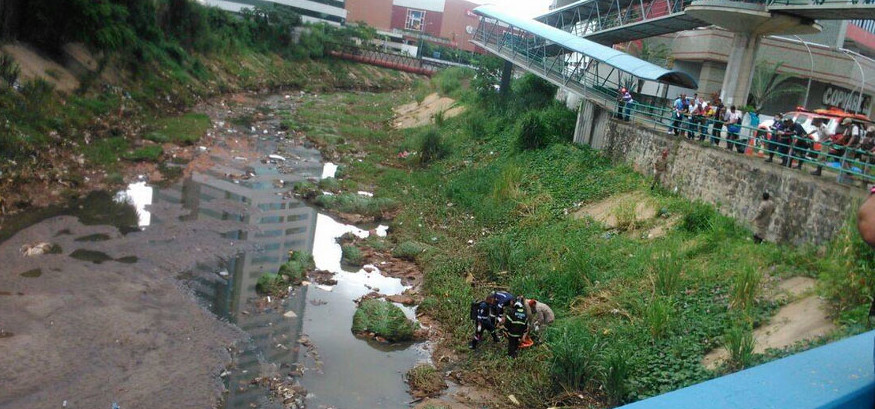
[[0, 94, 429, 409]]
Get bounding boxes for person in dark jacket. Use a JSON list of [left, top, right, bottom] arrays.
[[486, 290, 515, 324], [469, 300, 499, 350], [503, 299, 529, 358]]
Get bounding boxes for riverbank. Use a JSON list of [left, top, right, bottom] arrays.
[[285, 69, 875, 408]]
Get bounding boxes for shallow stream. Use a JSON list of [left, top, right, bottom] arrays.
[[0, 94, 428, 409]]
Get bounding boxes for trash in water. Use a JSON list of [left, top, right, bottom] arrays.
[[20, 242, 58, 257], [268, 154, 287, 162], [283, 310, 297, 318]]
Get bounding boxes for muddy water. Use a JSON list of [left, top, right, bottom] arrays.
[[0, 94, 427, 409]]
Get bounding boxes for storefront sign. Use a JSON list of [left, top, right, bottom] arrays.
[[822, 85, 871, 114]]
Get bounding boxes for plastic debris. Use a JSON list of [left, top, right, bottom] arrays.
[[268, 154, 286, 161]]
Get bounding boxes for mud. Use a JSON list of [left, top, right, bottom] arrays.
[[0, 214, 247, 408]]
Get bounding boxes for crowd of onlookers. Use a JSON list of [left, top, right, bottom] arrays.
[[617, 89, 875, 182]]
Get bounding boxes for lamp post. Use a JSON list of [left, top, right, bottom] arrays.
[[792, 35, 814, 108], [841, 49, 866, 113]]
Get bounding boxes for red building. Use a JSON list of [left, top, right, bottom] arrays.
[[346, 0, 483, 52]]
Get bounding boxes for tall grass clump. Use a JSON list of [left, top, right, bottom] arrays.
[[418, 128, 450, 166], [613, 199, 639, 231], [491, 163, 523, 202], [730, 266, 761, 309], [547, 323, 603, 392], [681, 202, 717, 233], [601, 345, 632, 405], [819, 205, 875, 313], [515, 111, 551, 151], [724, 325, 756, 370], [643, 296, 673, 340], [652, 251, 682, 296], [0, 53, 20, 86]]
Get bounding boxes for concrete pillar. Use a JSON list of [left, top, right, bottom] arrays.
[[574, 99, 595, 145], [499, 60, 513, 97], [720, 33, 761, 107]]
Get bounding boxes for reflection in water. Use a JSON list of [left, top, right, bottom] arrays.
[[146, 144, 425, 408], [114, 181, 154, 228]]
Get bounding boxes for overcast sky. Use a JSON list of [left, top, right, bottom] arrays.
[[470, 0, 554, 17]]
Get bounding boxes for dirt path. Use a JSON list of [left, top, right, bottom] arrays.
[[702, 276, 835, 369], [393, 93, 465, 129]]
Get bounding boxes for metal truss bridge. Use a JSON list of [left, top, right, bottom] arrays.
[[536, 0, 875, 45]]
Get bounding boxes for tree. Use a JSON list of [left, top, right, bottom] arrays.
[[626, 40, 672, 68], [747, 61, 806, 110]]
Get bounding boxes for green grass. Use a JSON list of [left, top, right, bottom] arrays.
[[123, 145, 163, 162], [278, 69, 875, 408], [341, 244, 364, 267], [145, 112, 211, 145], [352, 299, 416, 342], [84, 137, 129, 167]]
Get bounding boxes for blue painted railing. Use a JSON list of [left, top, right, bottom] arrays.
[[619, 331, 875, 409]]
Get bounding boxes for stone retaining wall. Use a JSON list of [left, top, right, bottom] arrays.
[[600, 119, 866, 245]]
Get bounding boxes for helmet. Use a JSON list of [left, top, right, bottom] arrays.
[[513, 301, 523, 309]]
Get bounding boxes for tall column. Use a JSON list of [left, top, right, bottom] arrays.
[[720, 33, 761, 107], [499, 60, 513, 97]]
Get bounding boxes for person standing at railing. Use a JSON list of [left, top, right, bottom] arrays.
[[690, 101, 705, 141], [622, 88, 634, 122], [747, 109, 761, 153], [669, 94, 686, 135], [711, 103, 726, 146], [838, 118, 862, 184], [787, 118, 811, 170], [765, 113, 785, 163], [809, 118, 831, 176], [726, 105, 743, 153], [776, 117, 796, 167]]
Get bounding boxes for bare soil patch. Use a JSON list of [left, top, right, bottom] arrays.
[[573, 191, 656, 228], [2, 43, 80, 92], [702, 276, 834, 369], [393, 93, 465, 129]]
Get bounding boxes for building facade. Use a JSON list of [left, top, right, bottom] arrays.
[[200, 0, 347, 25], [346, 0, 482, 52], [550, 0, 875, 117]]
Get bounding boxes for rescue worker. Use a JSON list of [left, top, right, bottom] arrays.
[[485, 290, 515, 324], [469, 299, 499, 350], [504, 299, 529, 358], [525, 298, 555, 344]]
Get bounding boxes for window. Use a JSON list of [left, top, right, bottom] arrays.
[[405, 9, 426, 32]]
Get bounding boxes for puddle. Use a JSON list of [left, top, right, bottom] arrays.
[[168, 157, 425, 408], [69, 249, 113, 264], [20, 269, 42, 278], [74, 233, 112, 242]]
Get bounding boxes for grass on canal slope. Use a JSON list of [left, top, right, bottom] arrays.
[[290, 68, 875, 408]]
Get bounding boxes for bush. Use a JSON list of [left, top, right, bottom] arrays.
[[405, 364, 447, 397], [0, 53, 20, 87], [539, 103, 577, 144], [392, 241, 425, 261], [419, 128, 450, 166], [515, 111, 550, 151], [278, 251, 315, 283], [681, 202, 717, 233], [352, 299, 416, 341], [341, 244, 364, 267], [256, 273, 285, 296]]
